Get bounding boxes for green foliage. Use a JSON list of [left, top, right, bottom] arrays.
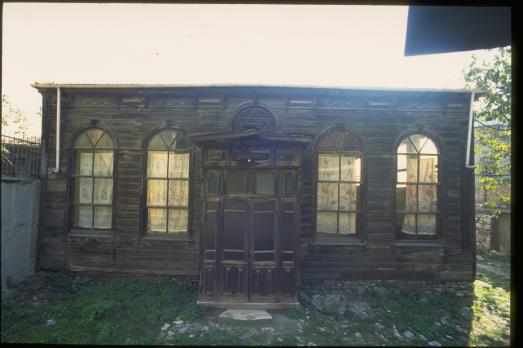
[[2, 94, 28, 137], [1, 277, 200, 345], [464, 47, 511, 215], [287, 306, 305, 319]]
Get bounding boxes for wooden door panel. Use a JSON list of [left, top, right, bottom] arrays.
[[250, 266, 277, 301], [280, 263, 296, 298], [221, 199, 249, 300], [202, 199, 219, 298], [250, 199, 278, 301], [279, 199, 298, 299]]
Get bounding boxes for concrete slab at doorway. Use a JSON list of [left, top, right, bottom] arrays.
[[219, 309, 272, 322]]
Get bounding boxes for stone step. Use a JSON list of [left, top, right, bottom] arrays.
[[218, 309, 272, 322]]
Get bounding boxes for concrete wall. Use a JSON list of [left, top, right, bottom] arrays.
[[1, 179, 40, 295]]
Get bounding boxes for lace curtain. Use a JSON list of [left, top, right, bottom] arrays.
[[73, 129, 114, 230]]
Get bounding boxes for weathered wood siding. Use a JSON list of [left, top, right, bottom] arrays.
[[37, 86, 475, 281]]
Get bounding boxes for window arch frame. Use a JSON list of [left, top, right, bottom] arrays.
[[142, 127, 193, 239], [68, 126, 117, 235], [393, 130, 446, 242], [313, 127, 366, 243]]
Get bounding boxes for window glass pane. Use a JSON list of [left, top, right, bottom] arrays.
[[93, 151, 113, 176], [419, 155, 438, 182], [169, 180, 189, 206], [160, 130, 177, 148], [279, 171, 295, 195], [168, 152, 190, 178], [406, 155, 418, 182], [76, 151, 93, 175], [207, 172, 217, 194], [396, 184, 416, 211], [420, 138, 438, 154], [74, 206, 93, 228], [418, 185, 437, 212], [339, 183, 358, 210], [94, 178, 113, 204], [76, 178, 93, 204], [149, 134, 167, 150], [397, 154, 407, 182], [75, 133, 93, 148], [399, 214, 416, 235], [95, 133, 113, 148], [417, 214, 436, 235], [148, 208, 167, 233], [148, 151, 168, 178], [317, 182, 338, 210], [339, 213, 357, 234], [147, 179, 167, 206], [226, 171, 246, 194], [318, 154, 339, 181], [340, 155, 361, 181], [285, 172, 295, 195], [316, 212, 338, 234], [168, 208, 188, 233], [94, 206, 112, 229], [255, 173, 275, 194], [398, 138, 417, 154], [409, 134, 428, 153], [86, 129, 104, 146]]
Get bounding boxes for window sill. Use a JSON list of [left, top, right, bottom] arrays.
[[312, 240, 366, 247], [68, 231, 111, 239], [141, 235, 194, 243], [394, 240, 443, 247]]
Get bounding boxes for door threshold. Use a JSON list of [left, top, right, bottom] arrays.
[[197, 300, 300, 310]]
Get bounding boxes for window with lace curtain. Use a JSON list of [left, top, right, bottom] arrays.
[[146, 129, 190, 236], [315, 131, 362, 240], [396, 134, 439, 240], [72, 128, 114, 231]]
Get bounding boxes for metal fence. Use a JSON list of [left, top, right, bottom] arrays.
[[1, 134, 41, 179]]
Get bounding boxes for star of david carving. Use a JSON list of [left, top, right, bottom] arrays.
[[233, 107, 275, 130]]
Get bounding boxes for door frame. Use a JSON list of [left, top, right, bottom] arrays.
[[200, 167, 300, 305]]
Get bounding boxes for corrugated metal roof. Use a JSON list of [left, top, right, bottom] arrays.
[[31, 82, 477, 94]]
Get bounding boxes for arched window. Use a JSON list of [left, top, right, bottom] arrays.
[[396, 134, 439, 239], [315, 131, 362, 240], [72, 128, 114, 231], [146, 129, 190, 236]]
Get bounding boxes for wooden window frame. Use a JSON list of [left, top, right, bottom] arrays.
[[313, 130, 365, 243], [69, 128, 115, 235], [143, 129, 192, 239], [395, 134, 441, 241]]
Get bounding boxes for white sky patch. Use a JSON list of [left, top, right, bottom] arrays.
[[2, 3, 491, 136]]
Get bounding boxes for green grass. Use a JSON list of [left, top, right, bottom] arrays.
[[1, 277, 201, 345], [1, 258, 510, 346]]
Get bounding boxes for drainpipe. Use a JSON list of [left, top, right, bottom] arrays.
[[465, 90, 476, 169], [55, 86, 61, 173]]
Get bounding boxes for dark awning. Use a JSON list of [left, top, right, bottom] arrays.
[[405, 6, 511, 56]]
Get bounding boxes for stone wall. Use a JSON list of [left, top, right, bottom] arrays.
[[301, 279, 474, 297], [475, 212, 511, 253], [1, 179, 41, 296]]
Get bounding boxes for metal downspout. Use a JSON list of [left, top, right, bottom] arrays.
[[55, 87, 61, 173]]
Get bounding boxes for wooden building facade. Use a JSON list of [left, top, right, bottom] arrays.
[[33, 84, 476, 308]]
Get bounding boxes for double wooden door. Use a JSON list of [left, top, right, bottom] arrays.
[[201, 170, 298, 303]]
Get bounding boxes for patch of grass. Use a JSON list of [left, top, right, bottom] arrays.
[[1, 277, 199, 345], [477, 248, 510, 265], [287, 307, 305, 319]]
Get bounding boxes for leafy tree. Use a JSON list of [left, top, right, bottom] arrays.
[[2, 94, 29, 137], [464, 47, 511, 215]]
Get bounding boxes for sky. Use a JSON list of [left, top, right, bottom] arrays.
[[2, 3, 489, 136]]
